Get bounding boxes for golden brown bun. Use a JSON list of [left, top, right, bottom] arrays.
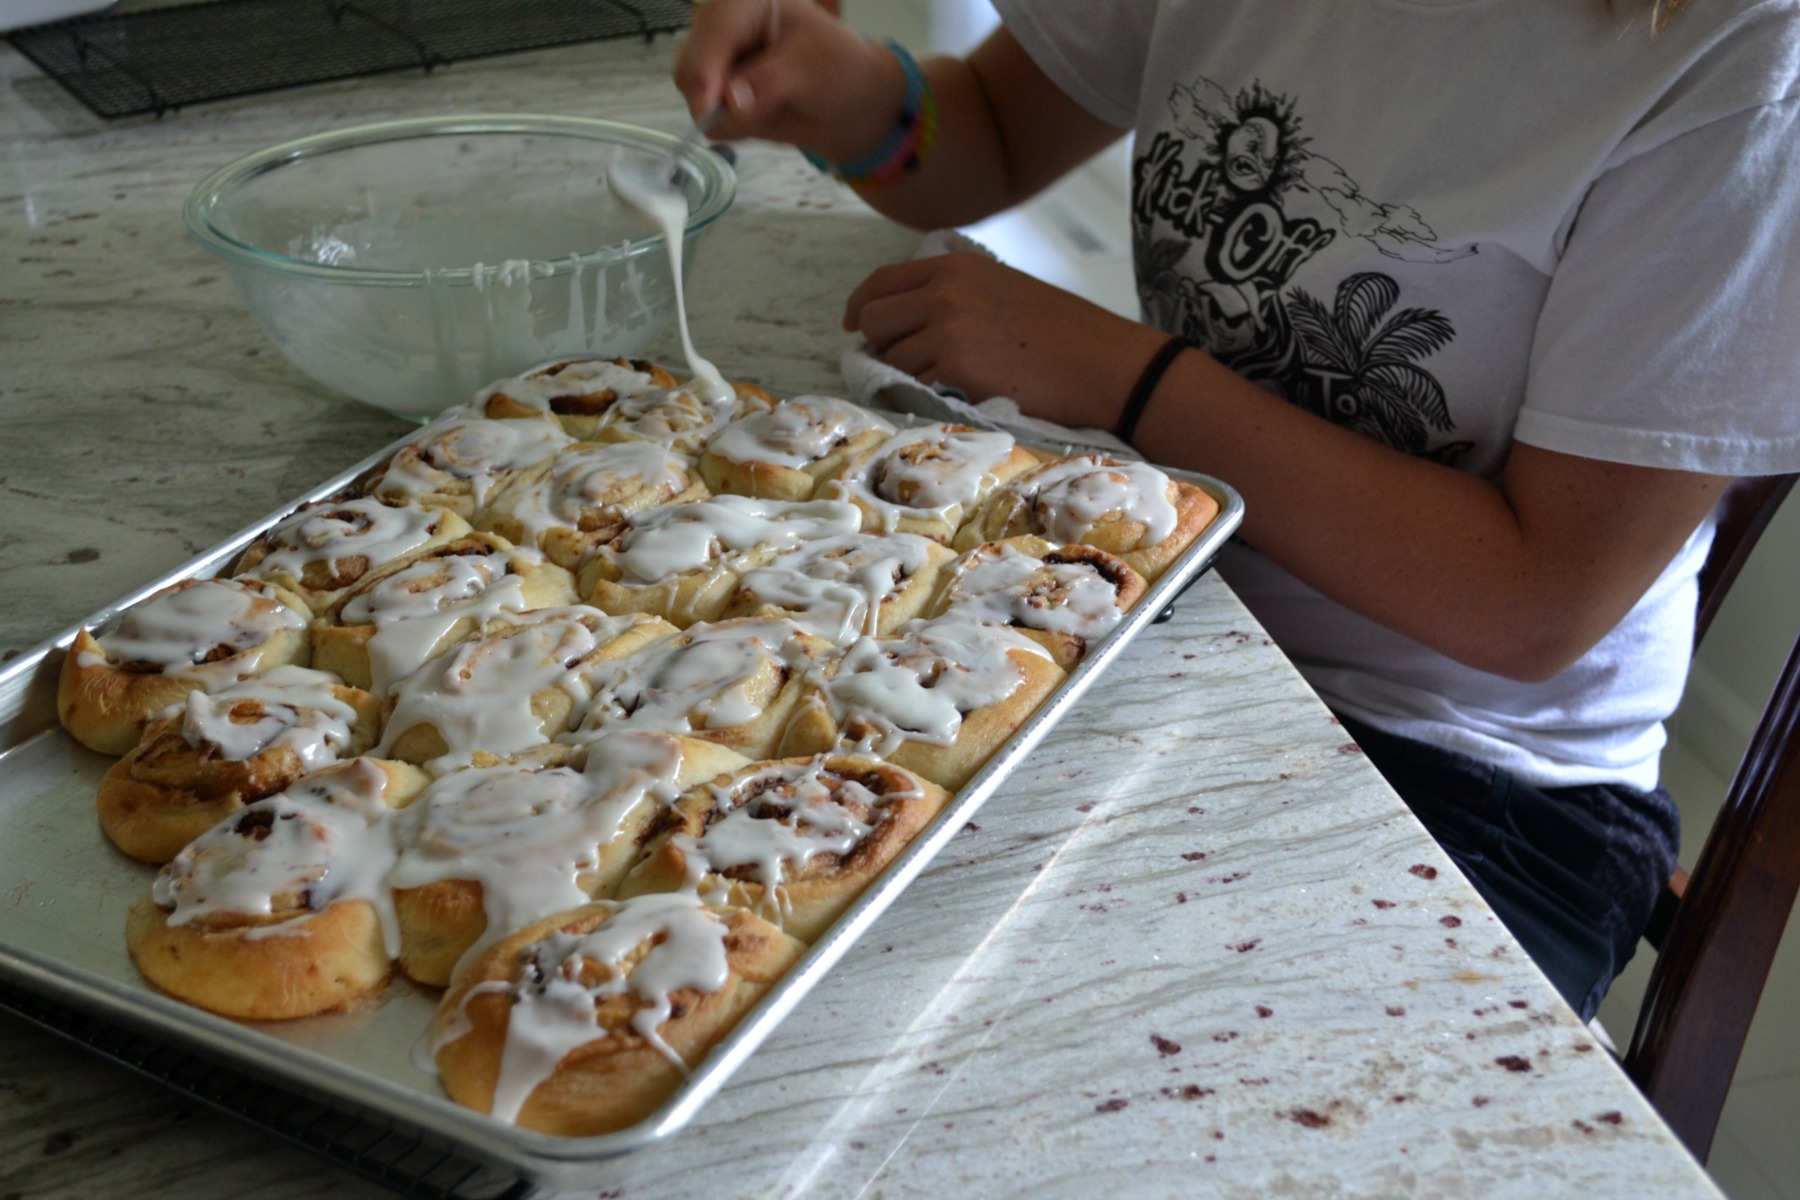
[[925, 536, 1147, 669], [953, 455, 1219, 581], [718, 532, 956, 640], [567, 618, 835, 762], [432, 898, 804, 1135], [234, 498, 472, 613], [58, 577, 314, 757], [126, 757, 429, 1019], [696, 396, 896, 502], [97, 670, 383, 864], [390, 733, 751, 987], [311, 534, 579, 692], [779, 620, 1066, 791], [822, 423, 1041, 544], [368, 415, 575, 521], [475, 358, 679, 438], [594, 381, 778, 457], [376, 608, 678, 771], [616, 755, 950, 942]]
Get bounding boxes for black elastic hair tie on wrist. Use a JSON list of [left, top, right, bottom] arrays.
[[1115, 334, 1191, 445]]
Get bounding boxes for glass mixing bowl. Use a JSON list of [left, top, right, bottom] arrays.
[[184, 114, 736, 421]]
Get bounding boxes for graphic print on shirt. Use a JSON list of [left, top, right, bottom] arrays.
[[1133, 77, 1475, 463]]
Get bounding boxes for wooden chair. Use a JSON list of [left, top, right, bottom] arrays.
[[1623, 473, 1800, 1162]]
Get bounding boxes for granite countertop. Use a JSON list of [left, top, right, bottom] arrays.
[[0, 30, 1724, 1200]]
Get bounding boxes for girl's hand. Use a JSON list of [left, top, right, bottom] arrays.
[[674, 0, 903, 163], [844, 252, 1171, 430]]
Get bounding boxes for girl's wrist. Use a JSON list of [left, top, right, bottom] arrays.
[[803, 39, 936, 185]]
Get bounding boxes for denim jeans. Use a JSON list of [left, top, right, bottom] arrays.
[[1337, 714, 1680, 1021]]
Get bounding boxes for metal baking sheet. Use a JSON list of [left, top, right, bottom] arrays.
[[0, 422, 1244, 1189]]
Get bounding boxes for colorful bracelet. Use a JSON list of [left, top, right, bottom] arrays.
[[1115, 334, 1192, 445], [802, 38, 938, 187]]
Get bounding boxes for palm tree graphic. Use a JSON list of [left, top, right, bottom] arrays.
[[1284, 273, 1461, 459]]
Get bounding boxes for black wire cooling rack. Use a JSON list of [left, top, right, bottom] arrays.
[[7, 0, 695, 119]]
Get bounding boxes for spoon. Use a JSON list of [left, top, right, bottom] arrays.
[[607, 109, 734, 404]]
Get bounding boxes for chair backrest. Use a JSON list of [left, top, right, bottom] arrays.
[[1623, 472, 1800, 1162]]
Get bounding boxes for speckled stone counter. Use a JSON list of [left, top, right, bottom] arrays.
[[0, 32, 1724, 1200]]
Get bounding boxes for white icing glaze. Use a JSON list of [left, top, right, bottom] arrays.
[[152, 757, 405, 954], [570, 618, 810, 741], [469, 892, 734, 1121], [601, 387, 752, 456], [477, 358, 661, 415], [251, 498, 443, 592], [1013, 456, 1180, 549], [825, 425, 1018, 532], [940, 543, 1127, 639], [89, 578, 306, 684], [375, 607, 649, 772], [732, 531, 938, 642], [390, 731, 688, 972], [493, 441, 694, 543], [704, 396, 894, 470], [378, 412, 574, 509], [608, 496, 861, 585], [164, 664, 361, 768], [812, 619, 1048, 753]]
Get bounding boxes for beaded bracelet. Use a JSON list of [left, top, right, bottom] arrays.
[[802, 38, 938, 187], [1115, 335, 1192, 445]]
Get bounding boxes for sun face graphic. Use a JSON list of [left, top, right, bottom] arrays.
[[1210, 89, 1306, 198]]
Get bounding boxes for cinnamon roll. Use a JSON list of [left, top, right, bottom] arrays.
[[312, 534, 579, 695], [926, 536, 1147, 669], [234, 497, 471, 613], [96, 665, 382, 865], [125, 756, 429, 1020], [779, 617, 1065, 790], [476, 440, 708, 571], [389, 732, 751, 986], [616, 755, 950, 943], [562, 617, 834, 762], [697, 396, 896, 502], [375, 607, 678, 773], [369, 412, 575, 520], [821, 423, 1040, 544], [720, 531, 957, 642], [431, 895, 804, 1135], [58, 577, 313, 756], [475, 357, 677, 438], [578, 496, 862, 629], [593, 381, 778, 457], [953, 455, 1219, 581]]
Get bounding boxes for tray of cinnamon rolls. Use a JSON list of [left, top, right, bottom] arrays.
[[0, 355, 1242, 1184]]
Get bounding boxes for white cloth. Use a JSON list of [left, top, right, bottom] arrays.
[[838, 230, 1140, 458], [992, 0, 1800, 789]]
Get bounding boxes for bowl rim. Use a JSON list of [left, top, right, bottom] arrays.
[[182, 113, 737, 288]]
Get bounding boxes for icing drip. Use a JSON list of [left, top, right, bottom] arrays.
[[478, 359, 661, 415], [152, 757, 405, 954], [379, 412, 574, 508], [814, 619, 1048, 753], [704, 396, 894, 470], [252, 498, 443, 591], [167, 664, 361, 767], [376, 607, 649, 772], [941, 544, 1126, 638], [826, 425, 1018, 531], [339, 548, 541, 695], [603, 387, 752, 456], [732, 532, 937, 641], [608, 496, 861, 585], [571, 619, 811, 740], [496, 442, 694, 542], [89, 579, 305, 684], [390, 732, 688, 971], [476, 892, 733, 1121], [1016, 456, 1179, 548]]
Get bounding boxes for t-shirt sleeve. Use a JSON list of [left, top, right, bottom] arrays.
[[1517, 93, 1800, 476], [989, 0, 1159, 129]]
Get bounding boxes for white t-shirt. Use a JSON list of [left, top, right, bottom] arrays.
[[992, 0, 1800, 789]]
